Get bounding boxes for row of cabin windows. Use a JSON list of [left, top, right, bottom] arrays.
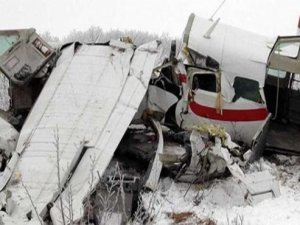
[[191, 73, 261, 103]]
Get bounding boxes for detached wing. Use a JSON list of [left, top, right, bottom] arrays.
[[0, 40, 161, 222]]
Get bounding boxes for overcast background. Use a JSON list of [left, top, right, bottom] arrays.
[[1, 0, 299, 39]]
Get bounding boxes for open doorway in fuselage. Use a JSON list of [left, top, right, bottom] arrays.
[[264, 36, 300, 154], [265, 36, 300, 124]]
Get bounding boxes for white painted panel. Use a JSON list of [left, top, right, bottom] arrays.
[[52, 41, 162, 222]]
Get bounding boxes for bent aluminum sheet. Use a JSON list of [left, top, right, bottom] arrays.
[[143, 118, 163, 191], [183, 14, 271, 87], [0, 40, 161, 222]]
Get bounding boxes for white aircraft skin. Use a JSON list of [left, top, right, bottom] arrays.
[[147, 14, 272, 145], [147, 68, 269, 145]]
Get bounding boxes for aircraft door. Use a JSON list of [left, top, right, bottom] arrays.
[[267, 36, 300, 74], [266, 36, 300, 124]]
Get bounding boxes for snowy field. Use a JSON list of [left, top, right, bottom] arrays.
[[141, 155, 300, 225]]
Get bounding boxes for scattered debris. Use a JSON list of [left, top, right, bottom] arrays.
[[0, 117, 19, 164], [244, 170, 280, 205], [144, 119, 164, 191]]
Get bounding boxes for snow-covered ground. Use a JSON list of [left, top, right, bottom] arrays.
[[0, 73, 9, 111], [0, 144, 299, 225], [142, 155, 300, 225]]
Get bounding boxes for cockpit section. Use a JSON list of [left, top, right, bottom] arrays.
[[0, 29, 57, 129]]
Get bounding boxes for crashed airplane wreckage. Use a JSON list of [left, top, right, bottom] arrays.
[[0, 12, 299, 224], [0, 29, 163, 224]]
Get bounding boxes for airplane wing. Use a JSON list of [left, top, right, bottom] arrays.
[[0, 40, 161, 223]]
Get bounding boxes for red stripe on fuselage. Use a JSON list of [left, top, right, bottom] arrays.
[[189, 101, 268, 121]]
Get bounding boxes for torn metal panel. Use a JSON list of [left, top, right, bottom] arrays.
[[143, 118, 163, 191], [183, 14, 271, 87], [205, 137, 228, 175], [244, 170, 280, 205], [162, 129, 242, 183], [189, 130, 204, 170], [50, 40, 162, 223], [250, 113, 272, 162]]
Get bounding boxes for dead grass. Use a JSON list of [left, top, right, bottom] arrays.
[[167, 212, 194, 223], [199, 219, 217, 225], [167, 211, 217, 225]]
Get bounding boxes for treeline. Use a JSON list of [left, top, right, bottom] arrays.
[[41, 26, 182, 58]]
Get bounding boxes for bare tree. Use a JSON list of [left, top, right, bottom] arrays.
[[40, 31, 60, 43]]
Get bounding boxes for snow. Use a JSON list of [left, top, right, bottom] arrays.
[[0, 73, 9, 111], [0, 155, 299, 225], [141, 156, 300, 225]]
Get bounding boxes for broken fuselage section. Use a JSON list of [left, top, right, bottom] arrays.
[[147, 14, 272, 162], [147, 13, 300, 159]]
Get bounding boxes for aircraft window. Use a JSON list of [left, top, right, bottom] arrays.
[[275, 42, 300, 58], [192, 73, 216, 92], [0, 34, 19, 56], [267, 68, 287, 78], [232, 77, 261, 102]]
